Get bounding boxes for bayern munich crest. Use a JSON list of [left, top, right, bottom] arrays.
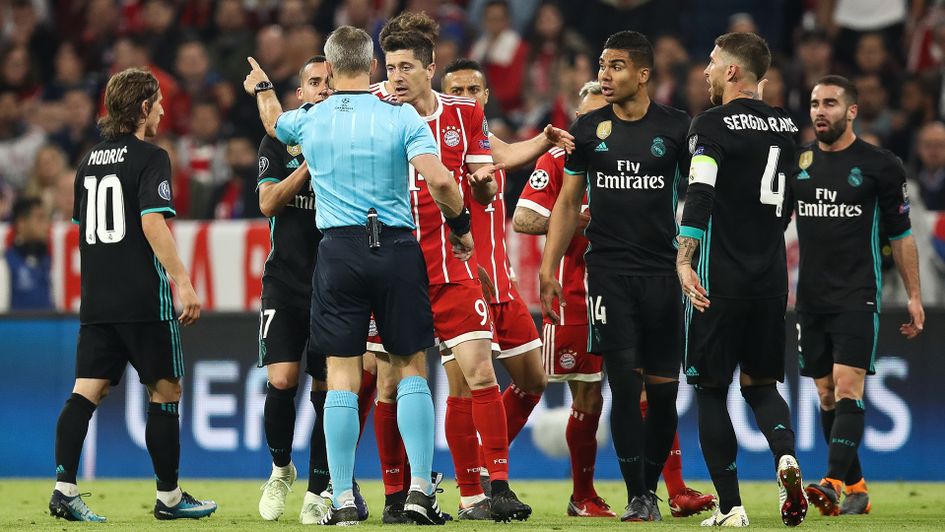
[[444, 126, 461, 147], [559, 350, 577, 370]]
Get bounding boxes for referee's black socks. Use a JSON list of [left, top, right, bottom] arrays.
[[643, 380, 679, 492], [825, 398, 865, 482], [696, 386, 741, 513], [264, 382, 298, 468], [604, 354, 646, 498], [741, 384, 796, 465], [55, 393, 97, 484], [146, 401, 180, 492]]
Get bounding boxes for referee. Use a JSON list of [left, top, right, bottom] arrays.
[[244, 26, 476, 526]]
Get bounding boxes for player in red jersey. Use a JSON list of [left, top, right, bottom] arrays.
[[440, 57, 551, 502], [515, 81, 716, 519], [366, 18, 531, 524]]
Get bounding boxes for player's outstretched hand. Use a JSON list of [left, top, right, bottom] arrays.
[[900, 297, 925, 339], [539, 272, 564, 324], [243, 57, 271, 96], [178, 282, 201, 326], [544, 124, 575, 154], [677, 264, 710, 312], [467, 163, 504, 187], [477, 265, 495, 304], [450, 231, 474, 262]]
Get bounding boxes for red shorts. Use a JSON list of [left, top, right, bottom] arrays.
[[367, 280, 493, 353], [541, 323, 603, 382], [490, 297, 541, 359]]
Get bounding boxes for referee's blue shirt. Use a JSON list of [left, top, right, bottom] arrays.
[[274, 91, 438, 230]]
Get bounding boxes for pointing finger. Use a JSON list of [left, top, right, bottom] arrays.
[[247, 56, 261, 70]]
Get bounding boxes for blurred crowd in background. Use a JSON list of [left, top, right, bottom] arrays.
[[3, 0, 945, 310]]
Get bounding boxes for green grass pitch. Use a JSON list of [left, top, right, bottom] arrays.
[[4, 479, 945, 530]]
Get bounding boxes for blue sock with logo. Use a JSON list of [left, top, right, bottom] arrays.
[[324, 390, 359, 508], [396, 376, 435, 495]]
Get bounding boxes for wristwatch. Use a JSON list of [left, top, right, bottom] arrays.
[[254, 80, 274, 95]]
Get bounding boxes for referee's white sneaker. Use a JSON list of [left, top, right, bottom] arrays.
[[700, 505, 749, 527], [259, 462, 296, 520]]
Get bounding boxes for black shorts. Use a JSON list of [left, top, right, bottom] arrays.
[[585, 271, 682, 378], [685, 296, 787, 386], [76, 320, 184, 385], [311, 226, 434, 357], [796, 311, 878, 378], [258, 299, 327, 381]]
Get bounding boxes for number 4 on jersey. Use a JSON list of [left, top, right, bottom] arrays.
[[760, 145, 785, 216]]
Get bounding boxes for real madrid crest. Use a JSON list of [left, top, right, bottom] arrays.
[[596, 120, 612, 140], [287, 144, 302, 157], [799, 150, 813, 170]]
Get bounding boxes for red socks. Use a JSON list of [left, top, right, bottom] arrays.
[[358, 370, 377, 437], [445, 397, 482, 496], [373, 400, 406, 495], [566, 407, 600, 500], [502, 384, 542, 442], [662, 432, 685, 497], [471, 386, 509, 481]]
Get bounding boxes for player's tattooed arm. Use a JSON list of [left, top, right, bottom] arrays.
[[676, 235, 710, 311], [512, 206, 549, 235]]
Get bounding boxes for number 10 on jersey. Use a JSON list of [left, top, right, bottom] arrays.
[[83, 174, 126, 244]]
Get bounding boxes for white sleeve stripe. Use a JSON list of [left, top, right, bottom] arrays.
[[466, 154, 494, 163], [516, 199, 551, 218], [689, 158, 718, 187]]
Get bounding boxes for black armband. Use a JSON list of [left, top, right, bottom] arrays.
[[445, 208, 471, 236]]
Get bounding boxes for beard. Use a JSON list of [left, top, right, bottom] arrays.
[[814, 116, 848, 145], [708, 79, 723, 105]]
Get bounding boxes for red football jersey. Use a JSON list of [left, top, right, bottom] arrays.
[[371, 87, 494, 285], [463, 166, 515, 303], [517, 148, 589, 325]]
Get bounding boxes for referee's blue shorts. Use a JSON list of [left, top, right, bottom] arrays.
[[310, 225, 434, 357]]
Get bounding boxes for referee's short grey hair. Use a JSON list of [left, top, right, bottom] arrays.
[[325, 26, 373, 77], [579, 81, 603, 98]]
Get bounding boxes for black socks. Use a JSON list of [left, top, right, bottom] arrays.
[[147, 401, 181, 492], [309, 389, 331, 495], [643, 380, 679, 492], [696, 386, 741, 513], [55, 393, 97, 484], [264, 383, 298, 468], [825, 398, 865, 481], [741, 384, 796, 465]]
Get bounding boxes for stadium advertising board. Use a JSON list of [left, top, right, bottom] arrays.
[[2, 311, 942, 481]]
